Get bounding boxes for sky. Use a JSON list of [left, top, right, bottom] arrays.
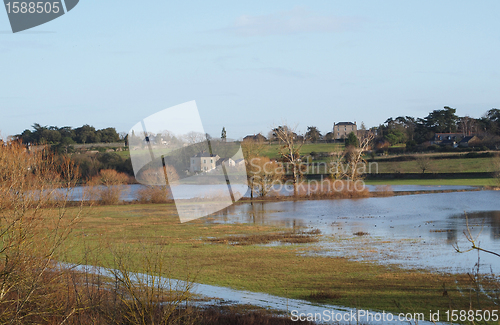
[[1, 1, 499, 139]]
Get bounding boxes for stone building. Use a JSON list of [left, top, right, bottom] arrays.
[[333, 122, 357, 140]]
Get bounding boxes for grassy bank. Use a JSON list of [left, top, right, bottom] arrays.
[[59, 204, 500, 322], [371, 157, 498, 173], [365, 178, 498, 186]]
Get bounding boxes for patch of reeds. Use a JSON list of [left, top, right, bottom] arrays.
[[307, 289, 342, 301], [194, 305, 314, 324], [374, 185, 395, 196], [297, 179, 370, 199], [136, 185, 173, 203], [207, 230, 321, 245], [86, 169, 129, 205]]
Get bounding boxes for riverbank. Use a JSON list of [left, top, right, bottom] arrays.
[[365, 178, 498, 186], [65, 182, 493, 207]]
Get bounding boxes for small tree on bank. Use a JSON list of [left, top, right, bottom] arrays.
[[247, 157, 284, 197], [416, 156, 432, 174], [345, 132, 359, 147], [330, 132, 374, 181], [241, 138, 266, 199], [273, 125, 304, 196]]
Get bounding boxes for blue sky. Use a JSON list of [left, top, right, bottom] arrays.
[[1, 1, 499, 139]]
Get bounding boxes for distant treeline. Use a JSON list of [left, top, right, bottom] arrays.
[[247, 107, 500, 149], [17, 123, 124, 146], [376, 107, 500, 146], [72, 152, 133, 180]]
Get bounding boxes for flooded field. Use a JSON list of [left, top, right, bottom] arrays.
[[207, 190, 500, 273], [65, 184, 477, 201], [57, 187, 500, 323]]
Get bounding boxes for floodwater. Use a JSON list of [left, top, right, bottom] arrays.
[[66, 183, 476, 201], [207, 190, 500, 273], [65, 184, 499, 272]]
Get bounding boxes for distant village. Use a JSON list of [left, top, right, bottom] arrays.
[[189, 152, 245, 173], [6, 106, 500, 178]]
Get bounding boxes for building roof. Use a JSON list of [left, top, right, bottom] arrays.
[[335, 122, 356, 126], [459, 136, 477, 143], [243, 134, 267, 141]]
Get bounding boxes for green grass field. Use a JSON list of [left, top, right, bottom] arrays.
[[260, 143, 343, 159], [372, 157, 497, 173], [114, 143, 344, 160], [365, 178, 498, 186], [58, 203, 500, 321]]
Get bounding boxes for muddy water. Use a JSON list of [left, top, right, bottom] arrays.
[[207, 190, 500, 273]]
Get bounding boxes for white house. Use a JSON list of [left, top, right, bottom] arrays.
[[190, 152, 220, 173]]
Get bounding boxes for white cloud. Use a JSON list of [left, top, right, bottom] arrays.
[[225, 7, 362, 37]]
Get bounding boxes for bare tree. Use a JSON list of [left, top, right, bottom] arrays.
[[107, 243, 195, 325], [416, 156, 432, 174], [247, 157, 284, 197], [454, 213, 500, 258], [344, 132, 375, 181], [182, 131, 206, 147], [273, 125, 304, 196], [0, 141, 84, 322], [241, 138, 266, 199], [328, 150, 346, 180], [458, 116, 477, 136]]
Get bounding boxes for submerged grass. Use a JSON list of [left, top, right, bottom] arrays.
[[58, 204, 500, 322], [207, 230, 320, 245]]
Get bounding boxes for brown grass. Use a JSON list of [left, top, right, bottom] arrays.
[[293, 179, 370, 199], [307, 290, 342, 301], [207, 230, 320, 245], [194, 306, 313, 324]]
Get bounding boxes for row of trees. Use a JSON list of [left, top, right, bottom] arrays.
[[246, 107, 499, 146], [17, 123, 123, 145], [263, 125, 366, 143], [377, 107, 500, 146]]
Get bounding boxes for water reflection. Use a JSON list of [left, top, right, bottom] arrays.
[[211, 202, 308, 231], [207, 191, 500, 273]]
